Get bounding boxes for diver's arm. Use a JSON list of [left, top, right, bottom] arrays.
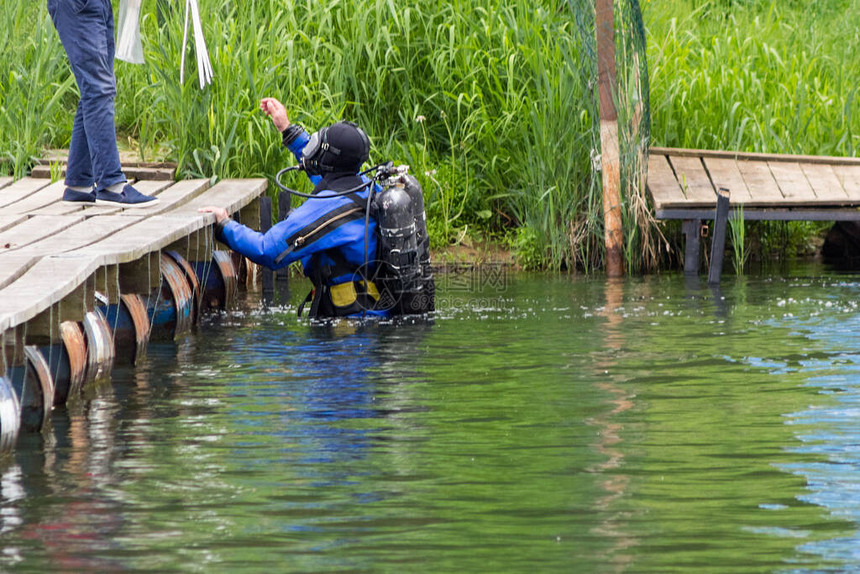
[[214, 194, 363, 270], [215, 216, 304, 270], [260, 97, 321, 186]]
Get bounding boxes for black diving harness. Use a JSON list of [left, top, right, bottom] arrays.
[[274, 163, 398, 318]]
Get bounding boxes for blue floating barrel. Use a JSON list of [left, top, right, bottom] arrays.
[[83, 307, 114, 382], [165, 251, 202, 324], [23, 346, 54, 431], [194, 250, 237, 311], [101, 294, 150, 364], [38, 321, 87, 406], [148, 252, 194, 340], [0, 375, 20, 452]]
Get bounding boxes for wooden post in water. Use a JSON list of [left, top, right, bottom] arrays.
[[595, 0, 624, 277], [708, 187, 731, 285]]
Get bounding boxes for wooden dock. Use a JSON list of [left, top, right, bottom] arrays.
[[0, 171, 268, 446], [648, 147, 860, 220], [647, 147, 860, 273]]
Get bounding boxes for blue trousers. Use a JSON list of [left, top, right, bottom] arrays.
[[47, 0, 126, 192]]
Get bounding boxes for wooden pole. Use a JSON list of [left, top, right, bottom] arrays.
[[595, 0, 624, 277], [708, 188, 731, 285]]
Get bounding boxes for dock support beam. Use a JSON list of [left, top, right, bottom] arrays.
[[682, 220, 700, 275], [708, 188, 731, 285]]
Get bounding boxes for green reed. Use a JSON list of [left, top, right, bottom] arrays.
[[0, 3, 76, 179], [646, 0, 859, 157], [3, 0, 857, 270]]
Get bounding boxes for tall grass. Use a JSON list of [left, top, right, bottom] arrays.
[[646, 0, 860, 156], [3, 0, 858, 270], [645, 0, 860, 263], [0, 4, 76, 179], [4, 0, 650, 271]]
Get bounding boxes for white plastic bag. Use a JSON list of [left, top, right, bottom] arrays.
[[116, 0, 145, 64], [181, 0, 214, 88]]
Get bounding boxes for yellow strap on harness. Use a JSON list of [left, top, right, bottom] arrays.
[[329, 281, 380, 308]]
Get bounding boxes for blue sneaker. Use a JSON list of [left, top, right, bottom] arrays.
[[95, 184, 159, 208], [62, 188, 96, 203]]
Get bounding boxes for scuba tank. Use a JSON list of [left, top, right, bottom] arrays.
[[374, 167, 434, 314], [401, 174, 435, 312]]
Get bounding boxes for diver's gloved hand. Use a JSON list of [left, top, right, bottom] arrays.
[[198, 206, 232, 243]]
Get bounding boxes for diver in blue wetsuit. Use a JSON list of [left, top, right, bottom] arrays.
[[200, 98, 433, 319]]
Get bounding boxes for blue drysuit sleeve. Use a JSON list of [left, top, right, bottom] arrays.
[[217, 186, 376, 271], [215, 128, 376, 272]]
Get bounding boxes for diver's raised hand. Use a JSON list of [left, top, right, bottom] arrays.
[[260, 97, 290, 132]]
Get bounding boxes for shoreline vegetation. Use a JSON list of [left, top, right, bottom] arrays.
[[2, 0, 858, 272]]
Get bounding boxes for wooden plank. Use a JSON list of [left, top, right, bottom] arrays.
[[703, 157, 753, 203], [0, 254, 102, 328], [652, 146, 860, 167], [0, 215, 27, 234], [24, 181, 172, 216], [833, 165, 860, 201], [768, 161, 816, 202], [800, 163, 850, 204], [174, 178, 268, 215], [36, 152, 176, 170], [0, 254, 37, 290], [3, 180, 66, 214], [0, 178, 53, 208], [78, 179, 177, 216], [116, 178, 210, 216], [668, 156, 715, 203], [167, 229, 213, 265], [646, 154, 686, 208], [31, 164, 176, 181], [0, 215, 86, 252], [15, 215, 143, 257], [736, 160, 784, 204], [28, 202, 105, 216], [0, 177, 13, 191], [131, 179, 175, 196], [70, 214, 212, 265]]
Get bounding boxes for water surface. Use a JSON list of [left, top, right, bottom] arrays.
[[2, 267, 860, 572]]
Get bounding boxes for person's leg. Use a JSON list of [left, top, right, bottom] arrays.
[[65, 102, 94, 189], [48, 0, 93, 192], [52, 0, 126, 193], [50, 0, 156, 206]]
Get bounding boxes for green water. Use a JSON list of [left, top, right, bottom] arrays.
[[2, 267, 860, 573]]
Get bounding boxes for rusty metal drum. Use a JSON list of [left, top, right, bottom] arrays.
[[148, 253, 194, 340], [101, 294, 150, 365], [194, 250, 237, 311], [20, 346, 54, 432], [0, 374, 20, 452], [165, 250, 202, 324], [39, 321, 87, 406], [83, 307, 114, 382]]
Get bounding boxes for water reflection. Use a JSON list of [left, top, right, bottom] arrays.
[[780, 310, 860, 567], [1, 273, 860, 571], [3, 390, 126, 571], [587, 278, 636, 571]]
